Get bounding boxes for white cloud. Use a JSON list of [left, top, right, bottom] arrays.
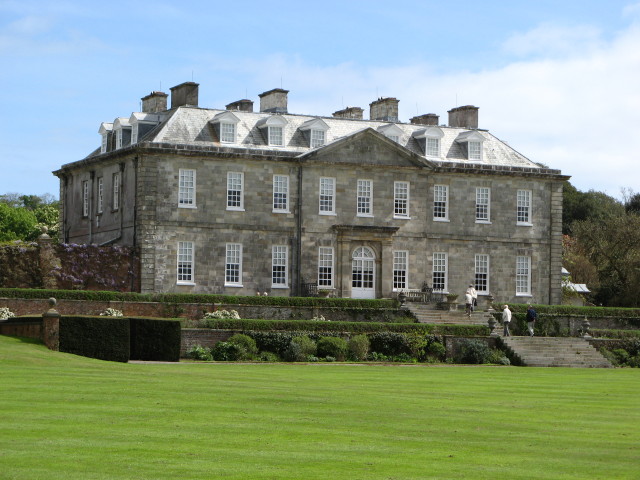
[[502, 22, 603, 58]]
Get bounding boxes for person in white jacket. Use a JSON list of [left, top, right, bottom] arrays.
[[465, 285, 477, 313], [502, 305, 512, 336]]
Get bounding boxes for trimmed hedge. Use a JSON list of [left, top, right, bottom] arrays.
[[0, 288, 398, 309], [201, 318, 488, 336], [59, 316, 130, 362], [503, 303, 640, 319], [591, 329, 640, 339], [129, 317, 181, 362]]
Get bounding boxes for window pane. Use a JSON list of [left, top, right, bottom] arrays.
[[426, 137, 439, 157], [272, 245, 287, 286], [311, 129, 325, 148], [393, 251, 408, 290], [476, 187, 489, 221], [318, 247, 333, 287], [179, 169, 195, 206], [113, 173, 120, 211], [269, 126, 283, 146], [227, 172, 243, 208], [273, 175, 289, 211], [226, 244, 242, 284], [469, 141, 481, 160], [517, 190, 531, 223], [357, 179, 372, 215], [220, 123, 235, 143], [432, 253, 447, 292], [177, 241, 194, 283], [394, 181, 409, 217], [434, 185, 448, 219], [475, 254, 489, 293], [319, 178, 335, 213]]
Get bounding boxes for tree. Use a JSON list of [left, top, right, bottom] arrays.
[[0, 203, 39, 242], [0, 193, 59, 242], [572, 213, 640, 307], [562, 181, 625, 234]]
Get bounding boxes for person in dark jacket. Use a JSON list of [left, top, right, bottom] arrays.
[[526, 305, 537, 336]]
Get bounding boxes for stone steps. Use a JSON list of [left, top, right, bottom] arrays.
[[500, 336, 612, 368], [405, 304, 490, 326]]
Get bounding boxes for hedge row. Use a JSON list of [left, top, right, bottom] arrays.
[[504, 303, 640, 318], [57, 316, 181, 362], [0, 288, 397, 309], [200, 318, 488, 337]]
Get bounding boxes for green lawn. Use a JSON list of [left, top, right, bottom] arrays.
[[1, 335, 639, 480]]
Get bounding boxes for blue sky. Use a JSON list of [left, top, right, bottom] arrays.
[[1, 0, 639, 199]]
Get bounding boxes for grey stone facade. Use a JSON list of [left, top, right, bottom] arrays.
[[54, 82, 568, 305]]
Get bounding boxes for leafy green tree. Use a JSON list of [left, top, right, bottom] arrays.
[[0, 203, 39, 242], [563, 182, 624, 234], [572, 213, 640, 307]]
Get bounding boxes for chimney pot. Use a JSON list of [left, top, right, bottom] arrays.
[[448, 105, 479, 129], [226, 99, 254, 112], [141, 91, 168, 113], [370, 97, 399, 122], [258, 88, 289, 113], [332, 106, 364, 120], [170, 82, 199, 109], [410, 113, 439, 126]]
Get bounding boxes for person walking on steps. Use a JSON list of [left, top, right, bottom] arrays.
[[526, 304, 537, 336], [502, 305, 512, 336], [465, 284, 477, 313], [464, 290, 473, 317]]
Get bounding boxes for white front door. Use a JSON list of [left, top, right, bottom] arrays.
[[352, 246, 375, 299]]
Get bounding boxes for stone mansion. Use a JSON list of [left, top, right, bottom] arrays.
[[54, 82, 567, 303]]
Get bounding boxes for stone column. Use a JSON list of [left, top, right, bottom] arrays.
[[38, 228, 59, 289], [42, 298, 60, 351]]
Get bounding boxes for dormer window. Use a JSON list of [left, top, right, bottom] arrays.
[[112, 117, 132, 150], [257, 115, 288, 147], [378, 124, 403, 143], [412, 126, 444, 158], [129, 112, 165, 145], [98, 122, 113, 154], [299, 118, 329, 148], [454, 130, 485, 162], [210, 111, 240, 144]]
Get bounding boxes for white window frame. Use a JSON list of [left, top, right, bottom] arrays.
[[394, 181, 410, 219], [177, 241, 195, 285], [227, 172, 245, 211], [101, 134, 108, 154], [475, 187, 491, 223], [433, 185, 449, 221], [225, 243, 243, 287], [516, 255, 532, 296], [131, 125, 138, 145], [388, 135, 399, 143], [268, 126, 284, 146], [112, 172, 120, 211], [272, 175, 289, 213], [469, 141, 482, 161], [116, 129, 123, 150], [82, 180, 89, 217], [475, 254, 490, 294], [319, 177, 336, 215], [432, 252, 448, 293], [97, 177, 103, 214], [393, 250, 408, 291], [357, 179, 373, 217], [271, 245, 288, 288], [517, 189, 532, 225], [426, 137, 440, 157], [318, 247, 334, 288], [310, 129, 325, 148], [220, 122, 236, 143], [178, 169, 196, 208]]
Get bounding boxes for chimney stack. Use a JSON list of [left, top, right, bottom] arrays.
[[141, 91, 168, 113], [410, 113, 439, 126], [370, 97, 399, 122], [332, 106, 364, 120], [226, 99, 254, 112], [448, 105, 479, 129], [259, 88, 289, 113], [170, 82, 199, 109]]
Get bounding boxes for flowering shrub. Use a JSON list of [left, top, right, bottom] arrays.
[[310, 315, 329, 321], [99, 308, 124, 317], [203, 309, 240, 319], [0, 307, 16, 320]]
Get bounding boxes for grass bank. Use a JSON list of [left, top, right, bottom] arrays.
[[1, 335, 638, 479]]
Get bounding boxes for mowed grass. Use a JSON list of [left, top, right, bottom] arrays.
[[1, 336, 639, 480]]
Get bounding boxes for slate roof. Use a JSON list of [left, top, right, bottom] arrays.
[[85, 105, 550, 171]]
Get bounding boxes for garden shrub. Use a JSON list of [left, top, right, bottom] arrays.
[[348, 334, 370, 361], [368, 331, 412, 356], [258, 351, 280, 362], [488, 348, 511, 365], [211, 341, 242, 361], [284, 335, 317, 362], [186, 345, 213, 361], [0, 307, 15, 320], [227, 333, 258, 360], [316, 336, 348, 361], [456, 339, 492, 364], [204, 309, 240, 319], [426, 340, 446, 362], [100, 308, 123, 317]]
